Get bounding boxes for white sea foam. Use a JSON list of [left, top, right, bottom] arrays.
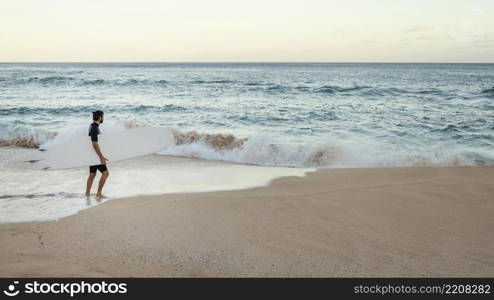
[[161, 132, 492, 168], [3, 122, 492, 168]]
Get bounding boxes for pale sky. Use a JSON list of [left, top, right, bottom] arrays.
[[0, 0, 493, 62]]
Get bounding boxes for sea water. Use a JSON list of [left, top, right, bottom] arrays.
[[1, 63, 493, 222]]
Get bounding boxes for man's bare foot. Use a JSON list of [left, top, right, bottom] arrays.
[[95, 194, 106, 201]]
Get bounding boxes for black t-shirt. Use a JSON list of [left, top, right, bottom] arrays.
[[88, 122, 100, 142]]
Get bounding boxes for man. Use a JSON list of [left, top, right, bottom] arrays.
[[85, 110, 109, 199]]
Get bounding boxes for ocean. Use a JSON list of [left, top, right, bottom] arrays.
[[1, 63, 493, 222]]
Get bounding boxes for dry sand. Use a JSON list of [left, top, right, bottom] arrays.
[[1, 166, 493, 277]]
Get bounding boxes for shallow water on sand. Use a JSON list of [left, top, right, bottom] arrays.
[[0, 147, 311, 223]]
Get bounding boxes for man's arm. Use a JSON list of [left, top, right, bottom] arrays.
[[92, 141, 108, 165], [89, 125, 108, 164]]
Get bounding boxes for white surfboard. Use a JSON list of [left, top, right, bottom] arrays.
[[34, 127, 175, 170]]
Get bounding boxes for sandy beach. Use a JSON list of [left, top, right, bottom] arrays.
[[1, 166, 493, 277]]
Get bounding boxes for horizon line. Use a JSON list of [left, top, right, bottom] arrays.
[[1, 61, 494, 64]]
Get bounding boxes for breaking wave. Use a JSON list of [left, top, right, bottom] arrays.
[[1, 123, 492, 168], [0, 136, 43, 148], [162, 130, 493, 168], [0, 130, 57, 148]]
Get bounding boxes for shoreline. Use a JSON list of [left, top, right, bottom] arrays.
[[0, 149, 312, 223], [1, 166, 493, 277]]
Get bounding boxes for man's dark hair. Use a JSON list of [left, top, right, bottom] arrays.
[[92, 110, 104, 121]]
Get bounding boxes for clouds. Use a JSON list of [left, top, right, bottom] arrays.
[[399, 18, 494, 53], [404, 26, 434, 33]]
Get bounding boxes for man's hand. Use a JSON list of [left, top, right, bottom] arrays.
[[100, 156, 109, 165]]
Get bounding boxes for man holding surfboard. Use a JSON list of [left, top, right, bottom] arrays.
[[85, 110, 109, 199]]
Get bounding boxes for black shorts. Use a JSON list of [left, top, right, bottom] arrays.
[[89, 164, 108, 173]]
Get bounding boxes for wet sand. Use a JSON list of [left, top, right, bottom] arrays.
[[1, 166, 493, 277]]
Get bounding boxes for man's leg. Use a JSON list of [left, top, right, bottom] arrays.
[[86, 172, 97, 196], [96, 170, 109, 199]]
